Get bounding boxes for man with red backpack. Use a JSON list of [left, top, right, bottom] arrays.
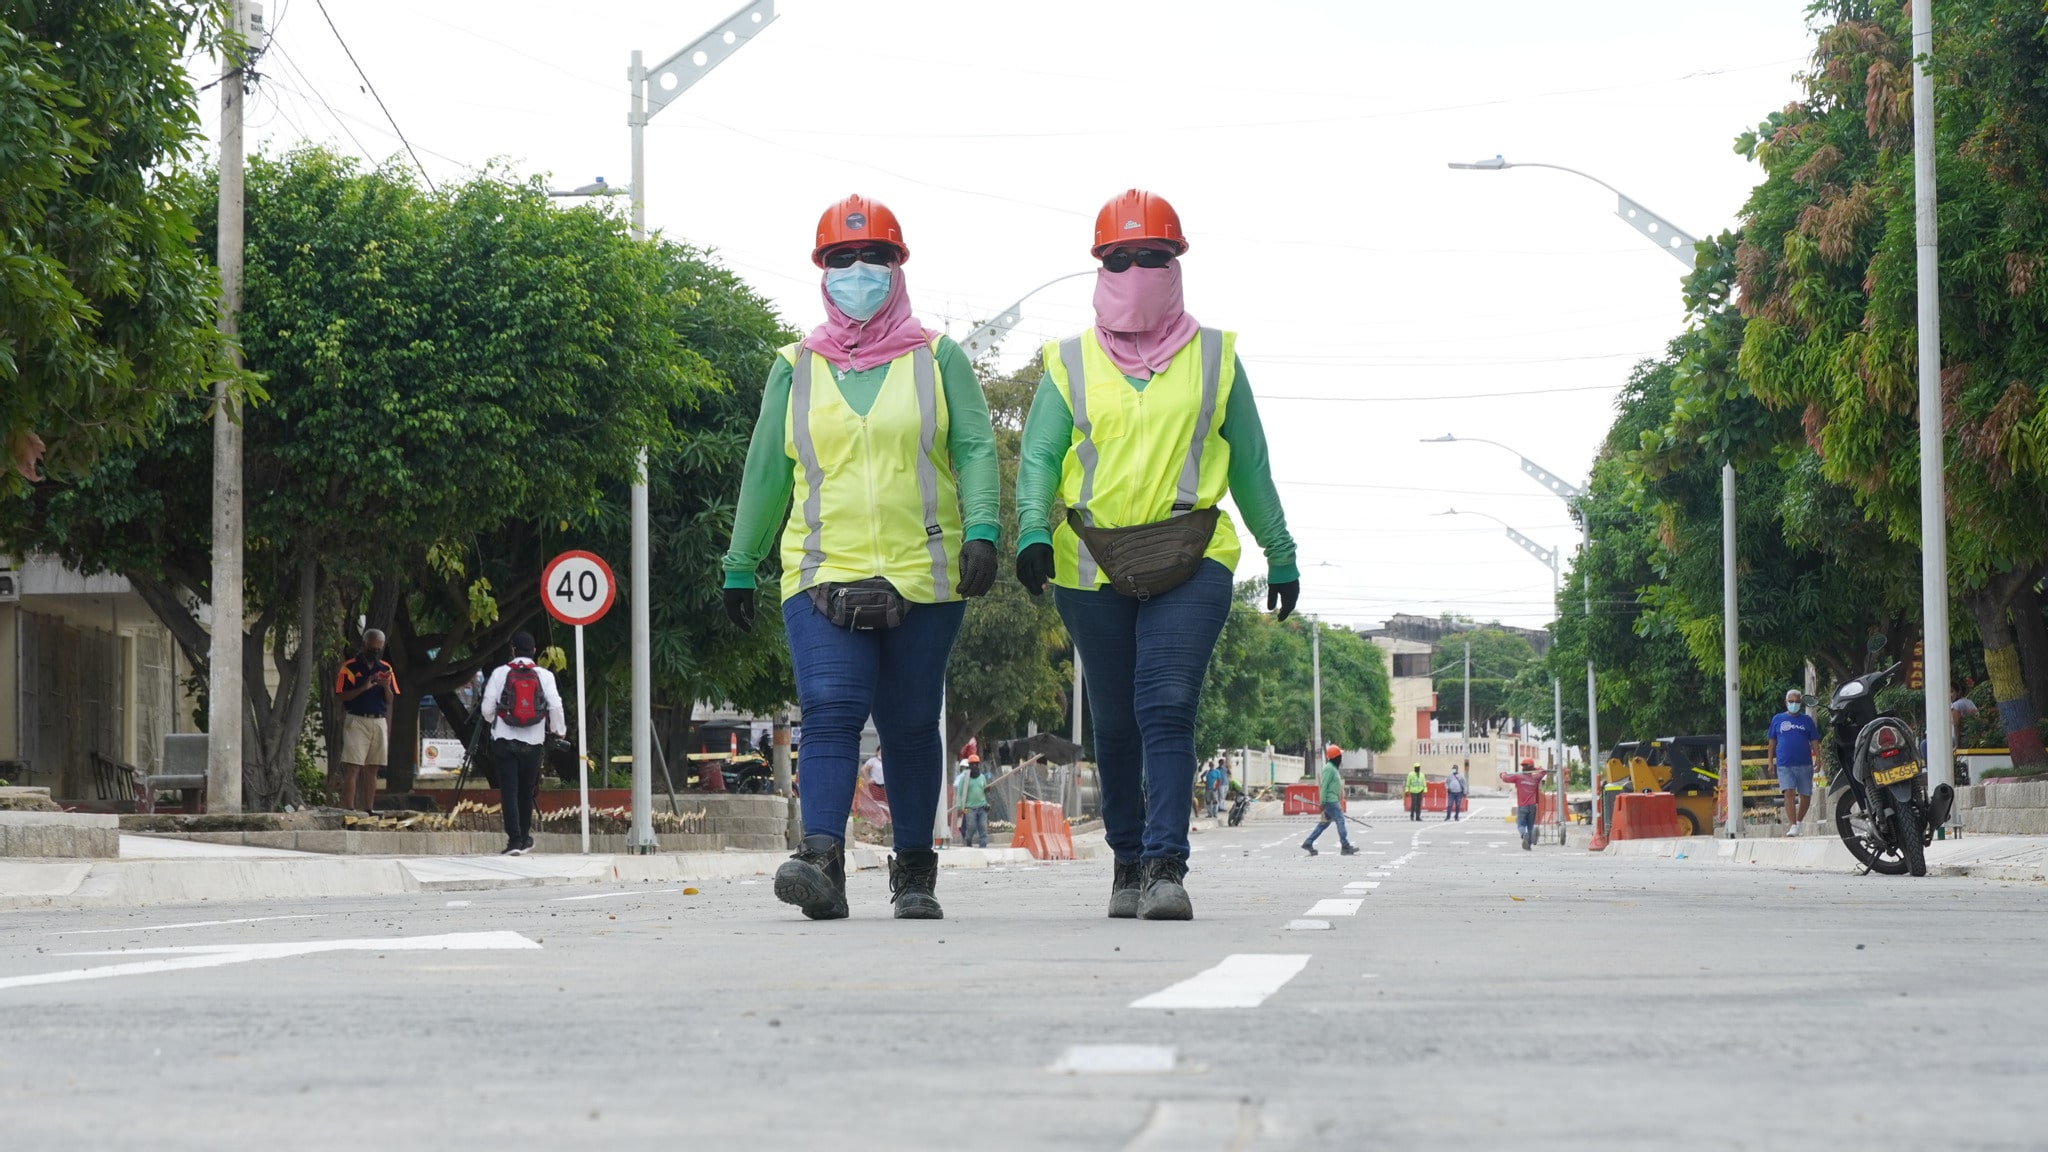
[[479, 631, 567, 855]]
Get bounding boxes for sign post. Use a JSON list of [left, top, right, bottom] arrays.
[[542, 550, 617, 854]]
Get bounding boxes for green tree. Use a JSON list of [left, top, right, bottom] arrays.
[[0, 0, 235, 491]]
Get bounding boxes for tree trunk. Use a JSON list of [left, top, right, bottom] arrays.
[[1970, 578, 2047, 770], [2008, 576, 2048, 723]]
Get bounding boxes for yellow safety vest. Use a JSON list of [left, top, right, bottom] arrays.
[[1041, 327, 1240, 590], [778, 337, 962, 603]]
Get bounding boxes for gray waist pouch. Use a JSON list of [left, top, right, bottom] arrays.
[[1067, 507, 1220, 601], [808, 577, 909, 630]]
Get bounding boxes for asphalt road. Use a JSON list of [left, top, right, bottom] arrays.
[[2, 798, 2042, 1151]]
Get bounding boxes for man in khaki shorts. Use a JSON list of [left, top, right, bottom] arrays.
[[333, 629, 398, 814]]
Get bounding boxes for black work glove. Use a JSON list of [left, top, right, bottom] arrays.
[[1016, 542, 1055, 596], [958, 538, 997, 598], [1267, 579, 1300, 622], [723, 586, 756, 632]]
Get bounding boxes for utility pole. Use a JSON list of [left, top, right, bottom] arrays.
[[618, 1, 777, 853], [208, 0, 259, 814], [1723, 464, 1743, 838], [1311, 617, 1323, 765], [1913, 0, 1955, 813]]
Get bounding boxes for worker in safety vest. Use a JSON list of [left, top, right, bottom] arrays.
[[1015, 189, 1297, 921], [721, 195, 999, 922]]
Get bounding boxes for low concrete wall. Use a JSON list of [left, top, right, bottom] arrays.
[[0, 810, 120, 858]]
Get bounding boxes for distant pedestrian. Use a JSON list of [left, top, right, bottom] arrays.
[[333, 629, 398, 815], [1768, 688, 1821, 836], [1204, 761, 1228, 818], [1444, 766, 1466, 821], [959, 762, 990, 848], [479, 632, 567, 856], [1500, 759, 1543, 849], [1301, 745, 1356, 856], [1404, 763, 1427, 821]]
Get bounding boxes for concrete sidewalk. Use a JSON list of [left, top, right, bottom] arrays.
[[0, 841, 1046, 910], [1603, 831, 2048, 881]]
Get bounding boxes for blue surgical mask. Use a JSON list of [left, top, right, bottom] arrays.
[[1787, 701, 1803, 713], [824, 263, 892, 321]]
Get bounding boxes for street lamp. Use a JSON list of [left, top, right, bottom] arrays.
[[1450, 156, 1746, 838], [1438, 507, 1566, 840], [956, 271, 1094, 361], [1424, 434, 1601, 838], [612, 0, 778, 852]]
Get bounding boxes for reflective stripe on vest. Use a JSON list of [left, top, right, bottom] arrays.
[[783, 340, 957, 601], [1053, 327, 1234, 588]]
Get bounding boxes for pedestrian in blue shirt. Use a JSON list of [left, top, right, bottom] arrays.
[[1767, 689, 1822, 835]]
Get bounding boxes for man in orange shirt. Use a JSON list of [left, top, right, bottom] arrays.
[[333, 629, 398, 814]]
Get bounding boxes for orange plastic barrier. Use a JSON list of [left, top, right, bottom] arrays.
[[1008, 800, 1073, 860], [1611, 792, 1683, 840], [1423, 781, 1447, 812], [1283, 783, 1321, 815]]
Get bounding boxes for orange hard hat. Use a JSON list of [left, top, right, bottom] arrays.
[[813, 194, 908, 266], [1092, 189, 1187, 257]]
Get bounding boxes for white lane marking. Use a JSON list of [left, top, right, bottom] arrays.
[[1285, 919, 1331, 931], [1343, 881, 1380, 891], [550, 888, 680, 902], [1305, 898, 1362, 917], [50, 914, 317, 936], [1132, 954, 1312, 1009], [4, 931, 540, 992], [1050, 1044, 1177, 1074]]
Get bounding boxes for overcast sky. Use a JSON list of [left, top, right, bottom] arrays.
[[200, 0, 1815, 631]]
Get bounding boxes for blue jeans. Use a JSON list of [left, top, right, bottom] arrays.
[[1054, 559, 1233, 863], [783, 593, 965, 852], [962, 806, 988, 848], [1303, 801, 1350, 848]]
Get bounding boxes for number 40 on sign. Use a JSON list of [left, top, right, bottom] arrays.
[[541, 550, 614, 854]]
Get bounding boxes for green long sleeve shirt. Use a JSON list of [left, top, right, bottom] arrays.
[[721, 336, 1000, 590], [1013, 354, 1299, 584]]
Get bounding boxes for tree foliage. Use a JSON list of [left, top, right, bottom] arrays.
[[0, 0, 235, 490]]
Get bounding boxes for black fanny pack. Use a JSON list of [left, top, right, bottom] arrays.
[[1067, 507, 1219, 600], [808, 577, 910, 630]]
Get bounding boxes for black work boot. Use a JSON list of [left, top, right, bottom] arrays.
[[1137, 857, 1193, 921], [774, 834, 848, 921], [889, 848, 943, 919], [1107, 858, 1142, 919]]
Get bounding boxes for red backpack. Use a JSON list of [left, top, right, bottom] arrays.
[[498, 662, 547, 728]]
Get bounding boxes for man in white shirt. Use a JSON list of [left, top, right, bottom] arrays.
[[479, 631, 567, 855]]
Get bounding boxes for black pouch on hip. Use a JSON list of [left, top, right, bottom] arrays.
[[808, 577, 910, 630], [1066, 506, 1220, 601]]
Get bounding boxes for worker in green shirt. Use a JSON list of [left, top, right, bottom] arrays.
[[1405, 764, 1428, 821], [1302, 744, 1357, 856], [959, 762, 990, 848], [1014, 189, 1298, 922], [721, 195, 999, 924]]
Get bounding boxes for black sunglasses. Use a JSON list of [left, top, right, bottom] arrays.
[[1101, 247, 1175, 273], [822, 245, 899, 269]]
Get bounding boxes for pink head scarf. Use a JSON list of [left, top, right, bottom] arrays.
[[1092, 258, 1200, 380], [802, 263, 934, 372]]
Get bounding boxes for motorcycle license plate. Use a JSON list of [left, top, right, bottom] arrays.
[[1872, 761, 1919, 787]]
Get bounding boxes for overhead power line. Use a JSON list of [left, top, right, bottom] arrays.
[[313, 0, 435, 191]]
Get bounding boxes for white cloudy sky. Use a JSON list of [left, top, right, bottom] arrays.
[[199, 0, 1814, 630]]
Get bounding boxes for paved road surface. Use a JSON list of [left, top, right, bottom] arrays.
[[2, 798, 2040, 1150]]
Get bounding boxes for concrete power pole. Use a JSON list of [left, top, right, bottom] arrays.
[[208, 0, 259, 813]]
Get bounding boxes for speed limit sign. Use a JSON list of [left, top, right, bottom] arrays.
[[541, 550, 616, 626]]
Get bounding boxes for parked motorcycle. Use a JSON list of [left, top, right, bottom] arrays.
[[1827, 662, 1955, 877]]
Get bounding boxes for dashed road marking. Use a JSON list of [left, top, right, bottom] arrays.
[[1131, 954, 1311, 1009]]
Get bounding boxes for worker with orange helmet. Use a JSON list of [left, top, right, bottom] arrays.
[[721, 194, 999, 922], [1014, 189, 1298, 920]]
